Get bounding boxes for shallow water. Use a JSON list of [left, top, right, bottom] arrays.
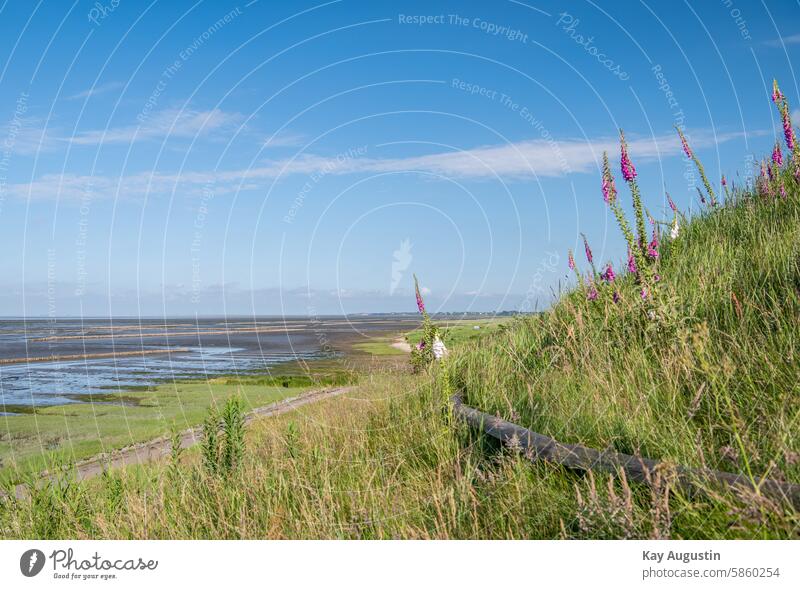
[[0, 316, 418, 407]]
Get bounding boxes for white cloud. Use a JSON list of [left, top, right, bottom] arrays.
[[68, 108, 244, 146], [765, 33, 800, 47], [0, 117, 59, 155], [381, 129, 743, 178], [66, 81, 125, 101], [5, 129, 746, 201], [249, 128, 742, 181], [0, 108, 245, 157], [261, 131, 306, 148]]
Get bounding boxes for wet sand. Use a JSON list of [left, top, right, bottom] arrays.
[[30, 326, 306, 342], [0, 316, 422, 406], [0, 347, 190, 365]]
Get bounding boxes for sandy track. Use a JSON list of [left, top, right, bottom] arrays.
[[8, 385, 354, 499], [391, 338, 411, 353]]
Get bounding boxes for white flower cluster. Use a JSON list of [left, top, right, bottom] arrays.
[[432, 336, 448, 359]]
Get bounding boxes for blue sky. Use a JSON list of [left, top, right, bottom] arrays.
[[0, 0, 798, 316]]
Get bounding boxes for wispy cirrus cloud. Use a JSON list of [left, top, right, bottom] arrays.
[[261, 131, 306, 148], [68, 108, 244, 146], [3, 108, 245, 155], [764, 33, 800, 47], [5, 128, 747, 201], [66, 81, 125, 101], [0, 116, 57, 155], [254, 128, 742, 180]]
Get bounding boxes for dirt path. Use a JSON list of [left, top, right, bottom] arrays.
[[391, 337, 411, 353], [8, 385, 353, 499]]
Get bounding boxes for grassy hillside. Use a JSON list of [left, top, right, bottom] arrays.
[[449, 186, 800, 538], [458, 189, 799, 478]]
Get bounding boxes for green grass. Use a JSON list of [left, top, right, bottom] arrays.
[[0, 379, 316, 485], [352, 339, 406, 355], [457, 192, 800, 470], [406, 318, 507, 347], [352, 319, 506, 356], [1, 178, 798, 539]]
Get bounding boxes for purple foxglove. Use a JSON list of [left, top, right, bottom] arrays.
[[773, 142, 783, 166], [620, 131, 637, 181], [582, 235, 593, 264]]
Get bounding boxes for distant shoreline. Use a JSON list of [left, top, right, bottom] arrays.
[[0, 311, 526, 320]]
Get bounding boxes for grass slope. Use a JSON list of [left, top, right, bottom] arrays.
[[459, 191, 799, 473], [1, 188, 798, 539]]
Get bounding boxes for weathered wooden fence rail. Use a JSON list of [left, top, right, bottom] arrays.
[[452, 394, 800, 510]]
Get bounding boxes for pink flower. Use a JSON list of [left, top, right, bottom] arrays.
[[600, 264, 615, 283], [666, 192, 677, 212], [413, 274, 426, 314], [772, 142, 783, 166], [647, 243, 659, 259], [582, 234, 593, 264], [587, 285, 598, 301], [620, 130, 637, 181], [782, 107, 795, 151], [601, 152, 617, 204], [627, 249, 637, 274], [612, 291, 620, 304], [780, 180, 787, 199], [568, 250, 575, 270], [721, 175, 727, 187], [417, 341, 425, 350], [640, 288, 649, 300], [653, 274, 661, 282], [678, 128, 693, 159], [772, 80, 784, 103], [601, 176, 613, 204]]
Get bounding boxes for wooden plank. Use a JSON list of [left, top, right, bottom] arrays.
[[451, 394, 800, 509]]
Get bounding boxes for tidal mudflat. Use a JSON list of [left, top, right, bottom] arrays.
[[0, 316, 421, 409], [0, 315, 421, 480]]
